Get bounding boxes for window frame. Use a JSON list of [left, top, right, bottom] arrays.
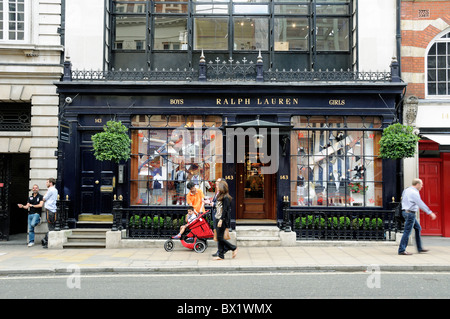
[[109, 0, 356, 70], [0, 0, 29, 43], [130, 114, 223, 207], [232, 16, 270, 51], [290, 115, 383, 208], [426, 29, 450, 99], [112, 13, 148, 51]]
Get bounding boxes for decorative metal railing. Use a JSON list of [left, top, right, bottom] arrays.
[[263, 69, 392, 83], [206, 57, 257, 82], [0, 106, 31, 131], [282, 206, 399, 241], [109, 197, 214, 239], [53, 195, 400, 241], [123, 207, 214, 239], [71, 68, 197, 82], [53, 195, 71, 231], [64, 55, 401, 83]]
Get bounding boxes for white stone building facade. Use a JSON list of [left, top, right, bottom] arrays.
[[0, 0, 62, 238]]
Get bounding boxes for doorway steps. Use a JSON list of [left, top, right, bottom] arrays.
[[76, 214, 113, 229], [62, 214, 112, 248], [63, 228, 108, 249], [235, 226, 281, 247]]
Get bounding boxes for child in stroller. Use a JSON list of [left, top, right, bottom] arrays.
[[164, 207, 214, 253], [172, 205, 197, 239]]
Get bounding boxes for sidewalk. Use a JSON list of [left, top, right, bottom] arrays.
[[1, 234, 450, 275]]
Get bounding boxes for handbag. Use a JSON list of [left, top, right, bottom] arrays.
[[213, 228, 230, 241], [224, 228, 231, 240]]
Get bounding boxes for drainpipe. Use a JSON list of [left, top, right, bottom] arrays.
[[57, 0, 66, 208], [59, 0, 66, 65], [396, 0, 404, 202], [396, 0, 401, 78]]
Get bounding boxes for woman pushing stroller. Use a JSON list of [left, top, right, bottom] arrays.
[[173, 181, 207, 239]]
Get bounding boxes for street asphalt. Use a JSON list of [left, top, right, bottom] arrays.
[[1, 233, 450, 276]]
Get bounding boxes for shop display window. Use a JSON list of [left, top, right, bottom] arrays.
[[290, 116, 383, 207], [130, 115, 223, 206]]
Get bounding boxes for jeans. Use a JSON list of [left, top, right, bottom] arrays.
[[398, 211, 423, 253], [28, 213, 41, 243]]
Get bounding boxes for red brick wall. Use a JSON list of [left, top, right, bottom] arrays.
[[401, 0, 450, 98]]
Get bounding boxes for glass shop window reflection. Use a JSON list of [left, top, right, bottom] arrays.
[[130, 115, 223, 206], [290, 116, 383, 207]]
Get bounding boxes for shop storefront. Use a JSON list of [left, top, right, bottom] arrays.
[[415, 101, 450, 237], [56, 66, 406, 232]]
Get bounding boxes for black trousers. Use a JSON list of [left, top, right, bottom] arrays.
[[216, 224, 236, 259]]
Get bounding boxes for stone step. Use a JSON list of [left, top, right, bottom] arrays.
[[71, 228, 109, 237], [235, 226, 281, 247], [237, 236, 281, 247], [67, 234, 106, 242], [63, 228, 108, 249], [235, 226, 280, 237], [76, 221, 113, 229], [63, 241, 106, 249], [77, 214, 113, 229], [78, 214, 113, 222]]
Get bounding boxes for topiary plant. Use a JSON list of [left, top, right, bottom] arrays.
[[91, 120, 132, 163], [378, 123, 420, 159]]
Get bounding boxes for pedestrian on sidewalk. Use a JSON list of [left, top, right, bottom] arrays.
[[398, 178, 437, 255], [17, 184, 43, 247], [210, 178, 222, 257], [186, 181, 206, 213], [213, 180, 238, 260], [172, 205, 198, 239], [42, 178, 58, 248]]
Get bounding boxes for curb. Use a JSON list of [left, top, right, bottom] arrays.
[[2, 264, 450, 276]]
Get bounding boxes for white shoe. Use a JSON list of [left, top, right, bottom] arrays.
[[28, 242, 35, 247]]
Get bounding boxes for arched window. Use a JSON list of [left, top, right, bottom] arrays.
[[427, 30, 450, 97]]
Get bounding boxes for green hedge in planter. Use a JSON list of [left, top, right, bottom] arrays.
[[294, 215, 383, 230], [130, 215, 198, 229]]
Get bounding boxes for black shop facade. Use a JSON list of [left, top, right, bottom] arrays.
[[55, 76, 406, 237]]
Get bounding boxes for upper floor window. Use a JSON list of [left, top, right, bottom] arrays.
[[0, 0, 25, 41], [427, 30, 450, 97], [109, 0, 355, 70]]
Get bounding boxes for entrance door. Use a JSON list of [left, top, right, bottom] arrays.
[[0, 154, 29, 240], [80, 131, 115, 214], [236, 147, 276, 220], [419, 158, 442, 235], [0, 154, 11, 240]]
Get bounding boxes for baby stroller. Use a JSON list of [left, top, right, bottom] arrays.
[[164, 210, 214, 253]]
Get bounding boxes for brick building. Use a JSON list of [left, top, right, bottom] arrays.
[[401, 0, 450, 237]]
